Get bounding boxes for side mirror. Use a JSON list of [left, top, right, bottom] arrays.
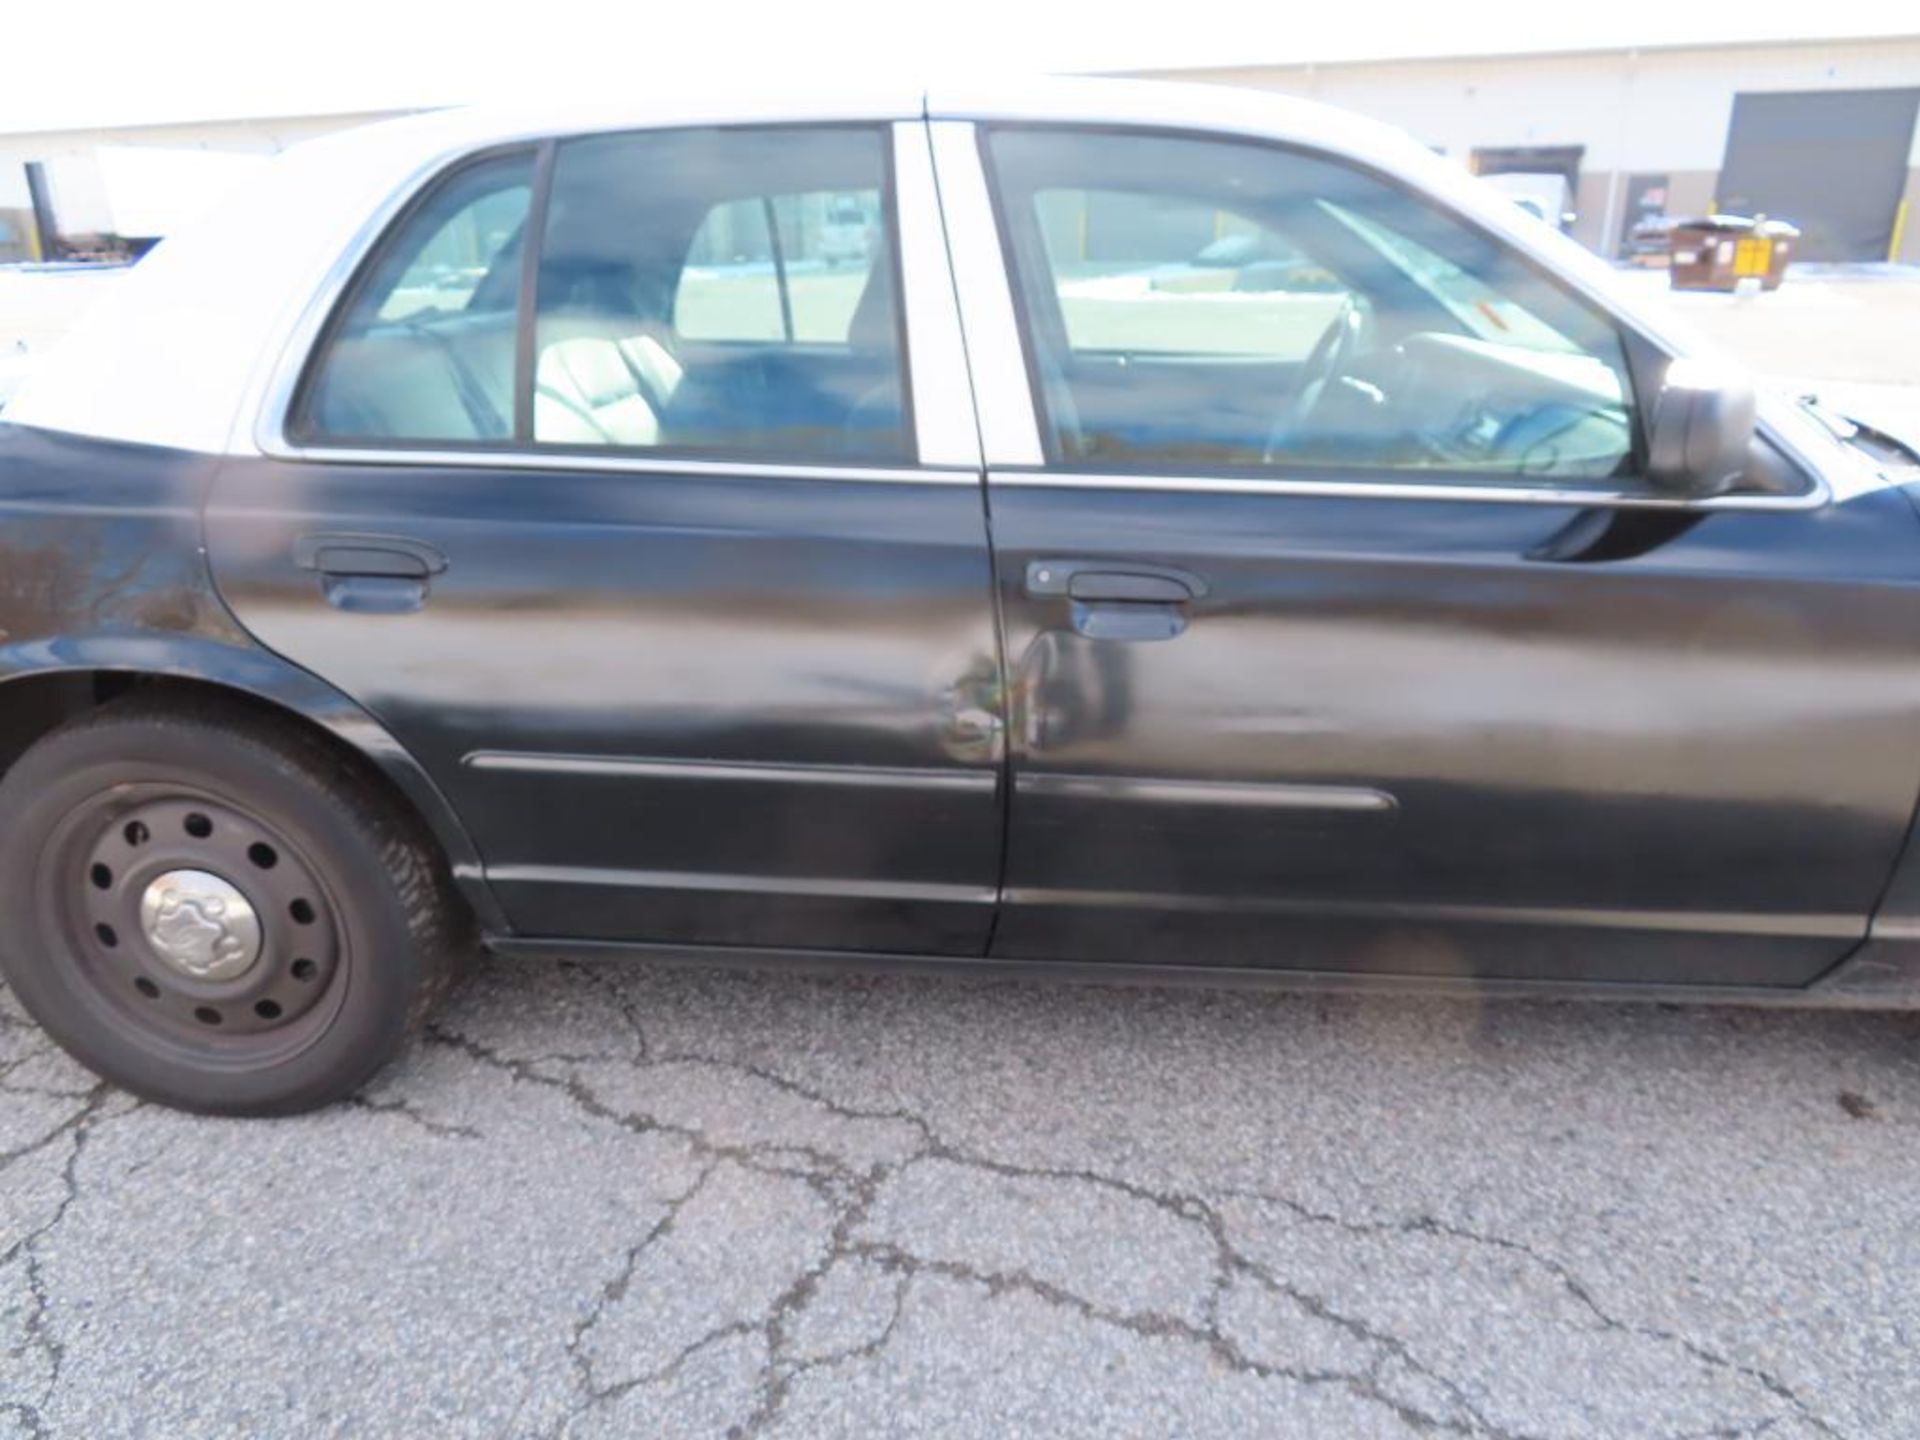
[[1646, 359, 1756, 498]]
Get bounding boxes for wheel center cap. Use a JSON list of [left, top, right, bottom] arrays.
[[138, 870, 263, 982]]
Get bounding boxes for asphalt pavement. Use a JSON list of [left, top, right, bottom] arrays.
[[3, 957, 1917, 1438]]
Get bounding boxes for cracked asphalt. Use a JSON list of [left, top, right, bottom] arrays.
[[4, 961, 1919, 1437]]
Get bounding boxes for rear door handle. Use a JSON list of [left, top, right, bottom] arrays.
[[294, 533, 448, 579], [294, 533, 446, 614]]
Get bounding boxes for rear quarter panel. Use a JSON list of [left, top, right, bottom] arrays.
[[0, 421, 500, 927]]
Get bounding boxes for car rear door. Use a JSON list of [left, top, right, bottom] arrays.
[[932, 116, 1920, 988], [206, 119, 1006, 955]]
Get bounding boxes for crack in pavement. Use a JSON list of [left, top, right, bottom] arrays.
[[420, 1027, 920, 1438], [414, 1016, 1838, 1440], [557, 1161, 723, 1411], [0, 1085, 116, 1440], [1215, 1188, 1841, 1439], [0, 973, 1877, 1440], [343, 1092, 484, 1140]]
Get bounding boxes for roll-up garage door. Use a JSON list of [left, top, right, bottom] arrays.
[[1717, 88, 1919, 262]]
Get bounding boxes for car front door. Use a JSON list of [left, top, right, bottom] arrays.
[[936, 119, 1920, 988], [206, 120, 1006, 955]]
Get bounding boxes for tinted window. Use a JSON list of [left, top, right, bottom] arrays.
[[535, 127, 907, 460], [676, 191, 886, 342], [987, 129, 1638, 483], [297, 151, 533, 443]]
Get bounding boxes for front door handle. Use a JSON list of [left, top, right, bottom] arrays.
[[1025, 559, 1207, 641], [1025, 560, 1206, 601], [294, 533, 447, 614]]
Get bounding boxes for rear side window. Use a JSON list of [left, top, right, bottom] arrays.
[[676, 190, 885, 343], [533, 126, 907, 460], [291, 127, 908, 464], [294, 151, 534, 444]]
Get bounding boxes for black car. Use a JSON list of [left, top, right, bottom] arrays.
[[3, 81, 1919, 1114]]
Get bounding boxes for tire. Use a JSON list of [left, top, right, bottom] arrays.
[[0, 694, 467, 1115]]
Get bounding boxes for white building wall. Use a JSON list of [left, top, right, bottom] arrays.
[[0, 110, 409, 256], [0, 111, 407, 176], [1179, 39, 1920, 169], [1141, 36, 1920, 258], [3, 38, 1918, 258]]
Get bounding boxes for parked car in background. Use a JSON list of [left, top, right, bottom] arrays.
[[1, 80, 1918, 1115], [817, 190, 878, 265], [1480, 170, 1575, 231]]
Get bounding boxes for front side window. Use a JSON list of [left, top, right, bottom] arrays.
[[986, 128, 1639, 484], [534, 126, 907, 460], [296, 151, 533, 444]]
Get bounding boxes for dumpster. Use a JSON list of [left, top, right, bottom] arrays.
[[1756, 219, 1798, 290], [1669, 215, 1799, 292]]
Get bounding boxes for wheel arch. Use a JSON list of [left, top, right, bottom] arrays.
[[0, 635, 507, 934]]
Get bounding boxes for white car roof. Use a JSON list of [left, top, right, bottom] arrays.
[[4, 76, 1737, 456]]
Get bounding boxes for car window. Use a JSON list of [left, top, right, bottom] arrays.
[[675, 198, 785, 341], [534, 126, 907, 460], [676, 191, 886, 343], [1030, 189, 1349, 362], [295, 151, 534, 444], [1318, 203, 1586, 353], [986, 128, 1638, 484]]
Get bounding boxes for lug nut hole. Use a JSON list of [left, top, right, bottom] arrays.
[[134, 977, 160, 999], [290, 899, 316, 926], [193, 1006, 222, 1026], [94, 923, 118, 948], [183, 813, 212, 839], [90, 863, 113, 891], [123, 820, 150, 847], [248, 843, 278, 870], [291, 958, 317, 982], [253, 999, 283, 1020]]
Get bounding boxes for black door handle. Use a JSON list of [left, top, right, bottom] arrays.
[[1025, 559, 1206, 602], [294, 533, 448, 579], [294, 533, 446, 614], [1025, 559, 1206, 642]]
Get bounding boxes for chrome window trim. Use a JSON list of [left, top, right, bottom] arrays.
[[945, 117, 1833, 514], [251, 441, 976, 485], [250, 114, 1838, 515], [253, 122, 961, 476], [989, 463, 1829, 512]]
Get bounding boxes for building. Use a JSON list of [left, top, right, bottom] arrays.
[[1137, 34, 1920, 263], [1, 33, 1916, 264], [0, 112, 392, 261]]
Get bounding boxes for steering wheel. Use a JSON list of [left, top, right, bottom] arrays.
[[1265, 294, 1368, 461]]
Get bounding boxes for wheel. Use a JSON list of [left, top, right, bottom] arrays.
[[0, 694, 467, 1115]]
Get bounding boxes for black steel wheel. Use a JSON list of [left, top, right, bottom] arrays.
[[0, 694, 467, 1114]]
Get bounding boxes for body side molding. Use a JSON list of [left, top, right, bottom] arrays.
[[463, 750, 996, 793], [1018, 773, 1396, 813]]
